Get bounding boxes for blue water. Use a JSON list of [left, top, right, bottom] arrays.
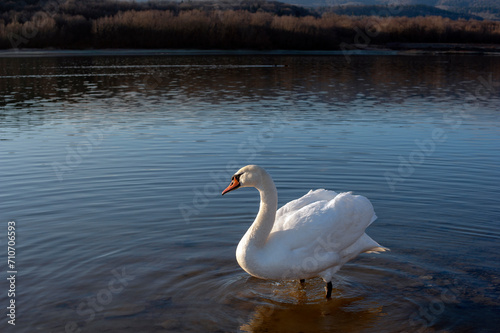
[[1, 52, 499, 332]]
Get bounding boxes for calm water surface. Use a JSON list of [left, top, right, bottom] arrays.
[[1, 52, 499, 332]]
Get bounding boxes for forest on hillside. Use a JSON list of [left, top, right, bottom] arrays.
[[0, 0, 499, 50], [326, 5, 484, 20], [287, 0, 500, 20]]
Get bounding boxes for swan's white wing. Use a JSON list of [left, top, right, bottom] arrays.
[[320, 192, 378, 251], [274, 189, 338, 231], [269, 192, 377, 259]]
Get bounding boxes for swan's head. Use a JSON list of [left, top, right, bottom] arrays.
[[222, 165, 269, 195]]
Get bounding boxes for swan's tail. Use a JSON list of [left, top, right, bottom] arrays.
[[362, 233, 390, 254], [364, 246, 390, 254]]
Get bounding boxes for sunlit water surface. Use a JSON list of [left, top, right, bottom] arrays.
[[1, 52, 499, 332]]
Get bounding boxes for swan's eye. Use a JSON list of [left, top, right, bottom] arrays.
[[233, 173, 243, 182]]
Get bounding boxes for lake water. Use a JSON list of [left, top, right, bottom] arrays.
[[1, 51, 499, 332]]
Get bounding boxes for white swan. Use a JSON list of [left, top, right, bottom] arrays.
[[222, 165, 388, 298]]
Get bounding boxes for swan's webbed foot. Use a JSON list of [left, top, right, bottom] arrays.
[[299, 279, 305, 284], [325, 281, 332, 299]]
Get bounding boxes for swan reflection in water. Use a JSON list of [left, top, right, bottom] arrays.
[[239, 278, 383, 333]]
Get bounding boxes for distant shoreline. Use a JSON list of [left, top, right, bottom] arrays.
[[384, 42, 500, 54], [2, 44, 499, 58]]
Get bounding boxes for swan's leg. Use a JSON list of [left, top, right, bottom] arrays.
[[325, 281, 332, 299], [299, 279, 305, 284]]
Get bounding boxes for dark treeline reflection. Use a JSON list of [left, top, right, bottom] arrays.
[[0, 0, 499, 49], [2, 55, 499, 128]]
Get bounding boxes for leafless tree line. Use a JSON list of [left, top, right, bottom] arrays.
[[1, 8, 499, 49]]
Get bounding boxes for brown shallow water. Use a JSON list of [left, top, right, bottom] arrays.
[[1, 51, 499, 332]]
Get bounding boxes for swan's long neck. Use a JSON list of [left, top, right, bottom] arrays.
[[245, 174, 278, 248]]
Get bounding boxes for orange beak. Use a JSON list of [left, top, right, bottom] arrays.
[[222, 177, 240, 195]]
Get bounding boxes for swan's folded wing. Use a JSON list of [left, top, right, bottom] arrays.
[[275, 189, 338, 225], [322, 192, 378, 251], [270, 192, 377, 255]]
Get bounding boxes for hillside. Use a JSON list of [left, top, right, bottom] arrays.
[[0, 0, 314, 17], [289, 0, 500, 20], [288, 0, 499, 7], [326, 4, 484, 20]]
